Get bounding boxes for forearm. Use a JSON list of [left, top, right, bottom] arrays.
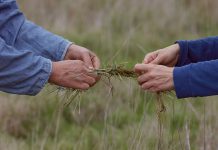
[[0, 37, 52, 95], [0, 0, 72, 61], [173, 59, 218, 98], [15, 20, 72, 61], [176, 36, 218, 67]]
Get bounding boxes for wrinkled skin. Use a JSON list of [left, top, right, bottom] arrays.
[[49, 44, 100, 90], [135, 44, 180, 92]]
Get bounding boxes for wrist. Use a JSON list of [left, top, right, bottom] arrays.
[[173, 43, 180, 65], [48, 62, 59, 84], [174, 43, 180, 54], [168, 67, 175, 90], [63, 43, 74, 60]]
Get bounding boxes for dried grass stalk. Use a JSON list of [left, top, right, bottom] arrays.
[[63, 64, 166, 115], [93, 64, 137, 78], [55, 64, 167, 149]]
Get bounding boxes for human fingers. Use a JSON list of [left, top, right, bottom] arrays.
[[143, 51, 158, 64], [90, 52, 101, 69], [141, 81, 155, 90], [137, 73, 152, 85], [73, 82, 90, 90], [82, 52, 94, 68], [134, 64, 153, 74]]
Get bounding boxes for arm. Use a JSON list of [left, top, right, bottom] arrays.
[[14, 20, 72, 61], [174, 60, 218, 98], [0, 0, 71, 61], [0, 36, 98, 95], [0, 37, 52, 95], [16, 21, 101, 68], [176, 36, 218, 67], [0, 0, 100, 69], [135, 59, 218, 99], [0, 0, 99, 94]]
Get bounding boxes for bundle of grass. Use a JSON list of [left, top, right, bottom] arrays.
[[62, 64, 166, 114], [93, 64, 137, 79], [56, 64, 166, 149], [62, 64, 137, 106]]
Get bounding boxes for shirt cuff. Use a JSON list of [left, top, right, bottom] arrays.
[[29, 58, 52, 95], [173, 65, 192, 99], [175, 40, 189, 67], [57, 40, 73, 61]]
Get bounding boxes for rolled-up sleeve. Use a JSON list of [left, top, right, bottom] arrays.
[[0, 37, 52, 95]]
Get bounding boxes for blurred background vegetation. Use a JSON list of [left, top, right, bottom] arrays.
[[1, 0, 218, 149]]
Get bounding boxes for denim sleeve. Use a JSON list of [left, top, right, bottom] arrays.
[[173, 59, 218, 99], [0, 37, 52, 95], [176, 36, 218, 67], [0, 0, 72, 61], [14, 20, 73, 61]]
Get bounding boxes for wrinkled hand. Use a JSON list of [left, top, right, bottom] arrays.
[[49, 60, 98, 90], [65, 44, 100, 69], [134, 64, 174, 92], [143, 44, 180, 67]]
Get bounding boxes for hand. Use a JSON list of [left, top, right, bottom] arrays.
[[49, 60, 98, 90], [64, 44, 100, 69], [143, 44, 180, 67], [134, 64, 174, 92]]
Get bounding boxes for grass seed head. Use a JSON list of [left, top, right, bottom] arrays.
[[93, 64, 137, 79]]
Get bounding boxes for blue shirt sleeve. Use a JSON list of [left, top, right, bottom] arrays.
[[14, 20, 72, 61], [0, 37, 52, 95], [0, 0, 52, 95], [173, 60, 218, 98], [176, 36, 218, 67], [0, 0, 72, 61]]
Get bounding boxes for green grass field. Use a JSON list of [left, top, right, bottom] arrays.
[[1, 0, 218, 149]]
